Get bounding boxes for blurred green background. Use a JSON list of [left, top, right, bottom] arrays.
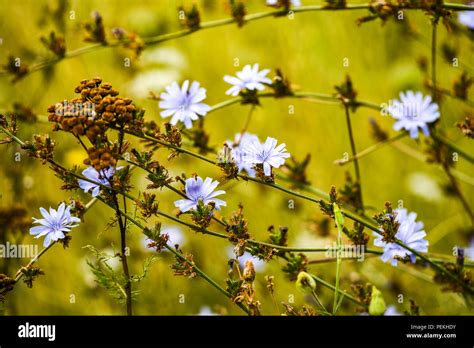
[[0, 0, 473, 315]]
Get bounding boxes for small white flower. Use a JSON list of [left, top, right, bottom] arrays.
[[266, 0, 301, 7], [174, 176, 226, 213], [223, 64, 272, 96], [30, 203, 81, 247], [388, 91, 440, 139], [225, 132, 260, 177], [243, 136, 290, 176], [78, 166, 116, 197], [459, 10, 474, 29], [373, 208, 429, 266], [159, 80, 211, 129]]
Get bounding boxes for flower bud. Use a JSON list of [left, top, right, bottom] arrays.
[[333, 203, 344, 227], [295, 272, 316, 294], [243, 260, 255, 282], [369, 285, 386, 316]]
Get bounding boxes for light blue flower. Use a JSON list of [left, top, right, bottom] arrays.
[[30, 203, 80, 247], [459, 10, 474, 29], [226, 132, 260, 177], [388, 91, 440, 139], [78, 166, 116, 197], [384, 305, 402, 316], [373, 208, 429, 266], [198, 306, 217, 316], [159, 80, 211, 129], [224, 64, 272, 96], [174, 176, 226, 213], [465, 238, 474, 261], [243, 136, 290, 176]]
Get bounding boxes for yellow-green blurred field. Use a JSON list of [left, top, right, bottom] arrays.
[[0, 0, 473, 315]]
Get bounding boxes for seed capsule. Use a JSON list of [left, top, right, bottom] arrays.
[[368, 286, 386, 316], [296, 272, 316, 294]]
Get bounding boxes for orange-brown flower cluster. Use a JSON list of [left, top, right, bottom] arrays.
[[48, 78, 139, 141], [48, 78, 143, 170], [83, 147, 117, 170]]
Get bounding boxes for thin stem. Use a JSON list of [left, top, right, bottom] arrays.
[[333, 207, 343, 314], [443, 163, 474, 225], [311, 290, 330, 315], [113, 128, 473, 292], [343, 103, 364, 212], [0, 198, 98, 295], [308, 254, 378, 265], [2, 3, 471, 79], [335, 133, 407, 166], [96, 196, 249, 314], [104, 156, 344, 254], [431, 133, 474, 165], [115, 127, 132, 316], [3, 126, 473, 295], [391, 142, 474, 186], [247, 175, 472, 293], [431, 18, 438, 101], [425, 81, 474, 108], [241, 174, 320, 204], [208, 97, 241, 113], [114, 193, 132, 316], [310, 273, 365, 308], [238, 105, 256, 144], [225, 91, 382, 112], [430, 18, 472, 225], [75, 135, 89, 152], [206, 93, 471, 164], [13, 243, 54, 281]]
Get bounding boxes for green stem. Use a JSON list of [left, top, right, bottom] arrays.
[[112, 127, 474, 293], [431, 19, 438, 101], [442, 163, 474, 225], [335, 133, 407, 166], [2, 3, 471, 79], [0, 198, 97, 295], [3, 126, 473, 295], [239, 105, 256, 140], [206, 93, 471, 164], [310, 273, 366, 308], [209, 97, 241, 113], [113, 193, 132, 316], [343, 103, 364, 212], [431, 133, 474, 165], [332, 204, 344, 314], [95, 196, 250, 314], [390, 141, 474, 185], [311, 290, 330, 315]]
